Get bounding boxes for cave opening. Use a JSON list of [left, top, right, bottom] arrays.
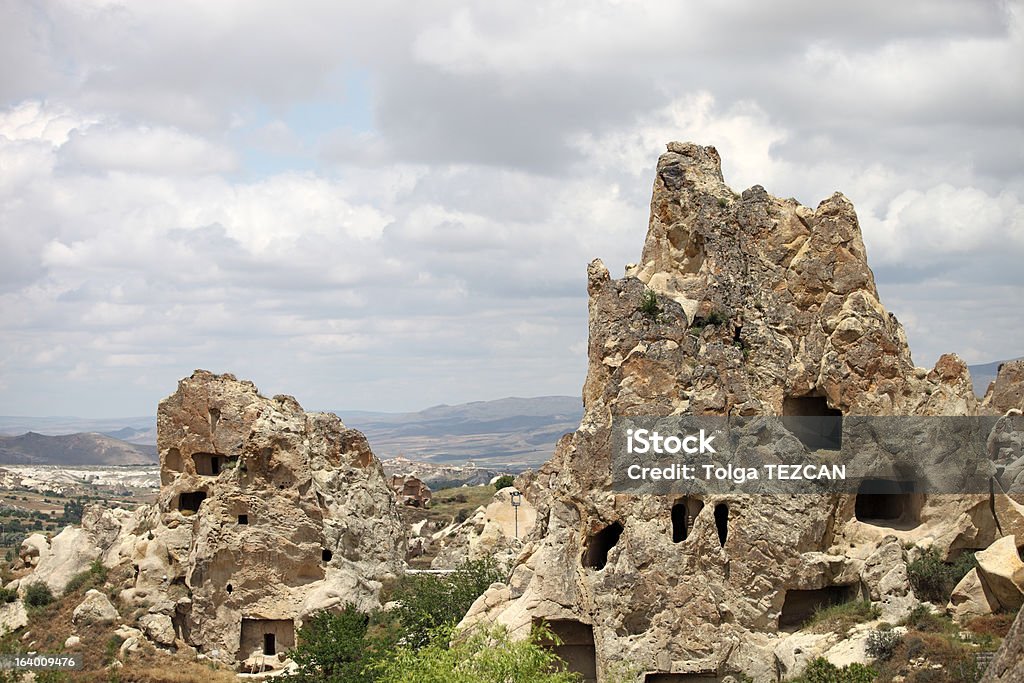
[[778, 585, 858, 629], [177, 491, 206, 513], [536, 619, 597, 683], [714, 503, 728, 547], [671, 497, 704, 543], [782, 394, 843, 450], [322, 548, 333, 563], [854, 479, 923, 527], [583, 522, 623, 570]]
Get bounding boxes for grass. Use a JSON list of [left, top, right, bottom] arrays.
[[806, 599, 881, 635], [640, 289, 660, 319], [63, 558, 108, 596]]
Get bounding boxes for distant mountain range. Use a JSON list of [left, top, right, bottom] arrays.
[[337, 396, 583, 468], [0, 431, 156, 465], [0, 362, 1016, 469]]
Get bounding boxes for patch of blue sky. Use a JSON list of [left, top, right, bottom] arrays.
[[227, 69, 373, 179]]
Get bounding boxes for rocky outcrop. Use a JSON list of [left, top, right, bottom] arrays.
[[120, 370, 405, 664], [464, 143, 1024, 682], [430, 486, 537, 570], [981, 605, 1024, 682], [983, 360, 1024, 414]]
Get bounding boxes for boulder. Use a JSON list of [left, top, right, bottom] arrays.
[[948, 568, 1000, 620], [71, 589, 119, 626], [0, 601, 28, 634], [139, 613, 176, 647], [23, 527, 100, 594], [975, 535, 1024, 610]]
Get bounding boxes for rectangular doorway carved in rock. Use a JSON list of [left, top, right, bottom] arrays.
[[238, 618, 295, 660], [537, 619, 597, 683]]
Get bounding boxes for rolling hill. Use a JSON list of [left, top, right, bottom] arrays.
[[0, 431, 156, 465]]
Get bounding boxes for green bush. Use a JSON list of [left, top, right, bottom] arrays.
[[392, 557, 507, 649], [788, 658, 876, 683], [640, 289, 660, 319], [63, 558, 107, 596], [866, 626, 901, 661], [908, 548, 976, 603], [23, 582, 54, 608], [493, 475, 515, 491], [0, 587, 17, 603], [372, 622, 580, 683]]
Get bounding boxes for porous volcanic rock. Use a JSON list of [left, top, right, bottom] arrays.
[[464, 143, 1024, 682], [123, 370, 405, 663]]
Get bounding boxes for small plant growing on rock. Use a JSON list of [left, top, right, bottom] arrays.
[[866, 625, 902, 661], [907, 548, 976, 603], [640, 289, 660, 319]]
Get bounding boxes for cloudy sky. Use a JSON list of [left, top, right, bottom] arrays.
[[1, 1, 1022, 417]]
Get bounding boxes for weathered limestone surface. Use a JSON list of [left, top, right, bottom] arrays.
[[981, 605, 1024, 682], [465, 143, 1024, 681]]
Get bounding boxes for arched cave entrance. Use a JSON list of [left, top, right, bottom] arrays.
[[671, 497, 705, 543], [714, 503, 729, 547]]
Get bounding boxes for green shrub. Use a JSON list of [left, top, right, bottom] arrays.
[[372, 622, 580, 683], [866, 626, 902, 661], [807, 599, 880, 634], [717, 197, 729, 208], [908, 549, 976, 603], [788, 658, 876, 683], [493, 475, 515, 491], [392, 557, 507, 649], [0, 587, 17, 603], [63, 558, 107, 596], [23, 582, 54, 608], [640, 289, 660, 319]]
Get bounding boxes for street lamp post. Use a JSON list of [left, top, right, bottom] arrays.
[[510, 490, 522, 539]]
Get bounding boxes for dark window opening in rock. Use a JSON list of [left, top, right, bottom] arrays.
[[322, 548, 333, 562], [238, 514, 248, 525], [582, 521, 623, 570], [714, 504, 728, 547], [193, 453, 223, 476], [536, 619, 597, 683], [671, 497, 704, 543], [226, 583, 233, 594], [239, 619, 294, 661], [782, 394, 842, 451], [209, 407, 220, 432], [178, 491, 206, 512], [855, 479, 923, 528], [778, 585, 858, 630], [644, 674, 723, 683]]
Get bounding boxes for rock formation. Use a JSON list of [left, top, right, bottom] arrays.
[[464, 143, 1024, 682], [429, 486, 538, 570], [118, 370, 406, 665]]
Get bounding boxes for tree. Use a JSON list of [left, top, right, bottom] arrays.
[[284, 604, 394, 683], [493, 475, 515, 491], [392, 557, 506, 649]]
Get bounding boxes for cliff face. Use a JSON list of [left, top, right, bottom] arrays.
[[127, 370, 405, 663], [465, 143, 1024, 682]]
